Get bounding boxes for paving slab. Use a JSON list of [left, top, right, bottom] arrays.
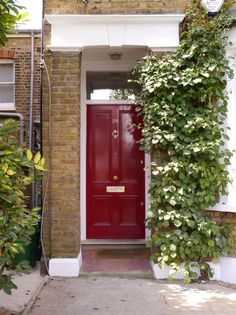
[[28, 276, 236, 315], [0, 264, 44, 315]]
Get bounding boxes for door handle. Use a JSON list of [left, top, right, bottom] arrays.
[[140, 201, 144, 206], [113, 175, 119, 181]]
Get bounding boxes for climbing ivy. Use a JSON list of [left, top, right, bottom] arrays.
[[132, 0, 235, 282]]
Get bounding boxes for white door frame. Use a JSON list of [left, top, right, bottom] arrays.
[[80, 55, 151, 242]]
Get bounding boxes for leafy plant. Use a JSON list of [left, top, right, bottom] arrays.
[[0, 120, 45, 294], [0, 0, 27, 46], [133, 0, 235, 282], [110, 89, 134, 100]]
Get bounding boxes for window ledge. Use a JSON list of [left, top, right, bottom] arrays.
[[0, 103, 15, 111], [207, 203, 236, 213]]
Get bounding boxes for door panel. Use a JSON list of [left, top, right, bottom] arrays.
[[120, 196, 139, 227], [92, 111, 112, 182], [92, 196, 112, 227], [87, 105, 145, 239], [119, 111, 142, 182]]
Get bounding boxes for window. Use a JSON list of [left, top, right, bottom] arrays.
[[0, 60, 15, 110], [86, 71, 138, 100]]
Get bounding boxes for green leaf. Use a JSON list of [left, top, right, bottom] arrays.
[[202, 72, 209, 78], [170, 244, 176, 252], [208, 240, 215, 247], [164, 214, 171, 220], [39, 157, 45, 166], [34, 164, 45, 171], [170, 199, 176, 206], [7, 169, 16, 176], [26, 149, 33, 161], [174, 220, 182, 227], [170, 252, 177, 258], [160, 244, 166, 251], [187, 220, 195, 228], [34, 151, 41, 164], [193, 78, 202, 84]]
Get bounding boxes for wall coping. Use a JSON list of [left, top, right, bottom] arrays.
[[45, 14, 185, 51], [45, 14, 185, 24]]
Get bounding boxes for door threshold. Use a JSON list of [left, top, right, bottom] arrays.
[[81, 239, 146, 245]]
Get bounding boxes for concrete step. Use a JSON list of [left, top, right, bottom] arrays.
[[82, 240, 147, 250], [80, 247, 152, 275], [80, 270, 154, 280]]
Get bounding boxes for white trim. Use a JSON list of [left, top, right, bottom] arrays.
[[7, 34, 41, 38], [45, 14, 184, 51], [47, 46, 82, 52], [0, 59, 15, 64], [151, 257, 236, 284], [0, 60, 15, 111], [80, 56, 151, 241], [207, 203, 236, 213], [151, 47, 178, 52], [46, 14, 185, 24], [205, 28, 236, 214], [49, 252, 82, 277], [86, 100, 135, 105], [0, 103, 15, 111]]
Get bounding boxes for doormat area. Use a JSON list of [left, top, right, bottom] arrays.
[[80, 248, 151, 274], [91, 248, 150, 259]]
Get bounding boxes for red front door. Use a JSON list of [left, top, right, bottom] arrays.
[[87, 105, 145, 239]]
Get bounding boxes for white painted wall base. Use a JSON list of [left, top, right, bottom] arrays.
[[151, 257, 236, 284], [151, 261, 200, 280], [49, 252, 82, 277], [220, 257, 236, 284]]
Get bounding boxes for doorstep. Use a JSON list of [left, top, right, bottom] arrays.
[[81, 239, 146, 245], [80, 245, 153, 278]]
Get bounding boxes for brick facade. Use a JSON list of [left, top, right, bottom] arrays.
[[0, 32, 41, 142], [43, 0, 236, 261], [42, 51, 81, 258], [45, 0, 190, 14]]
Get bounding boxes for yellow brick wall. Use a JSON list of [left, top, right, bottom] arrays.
[[42, 50, 81, 258], [45, 0, 190, 14], [1, 34, 41, 141]]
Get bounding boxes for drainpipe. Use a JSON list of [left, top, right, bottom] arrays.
[[0, 112, 24, 143], [29, 30, 35, 210], [29, 30, 34, 151], [39, 0, 51, 275]]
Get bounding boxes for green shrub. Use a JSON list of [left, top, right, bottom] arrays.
[[0, 119, 45, 294]]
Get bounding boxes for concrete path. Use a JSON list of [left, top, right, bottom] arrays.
[[28, 276, 236, 315], [0, 264, 44, 315]]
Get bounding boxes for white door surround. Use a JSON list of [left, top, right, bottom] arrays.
[[80, 47, 151, 242]]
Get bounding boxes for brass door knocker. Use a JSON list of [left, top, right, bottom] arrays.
[[112, 130, 119, 139]]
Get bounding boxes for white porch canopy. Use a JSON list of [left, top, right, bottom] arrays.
[[45, 14, 185, 51]]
